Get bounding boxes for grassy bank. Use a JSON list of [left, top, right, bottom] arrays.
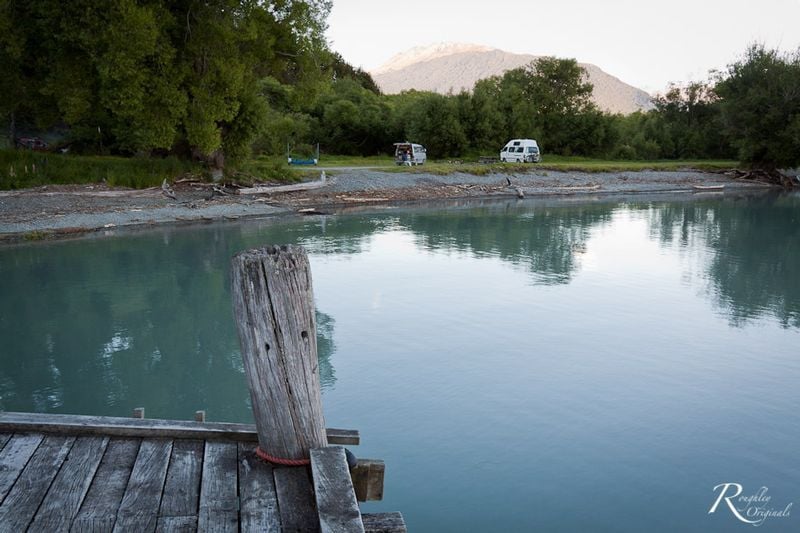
[[317, 154, 739, 174], [0, 150, 198, 190], [1, 149, 739, 190], [234, 156, 311, 184]]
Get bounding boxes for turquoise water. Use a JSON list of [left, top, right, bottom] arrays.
[[1, 193, 799, 532]]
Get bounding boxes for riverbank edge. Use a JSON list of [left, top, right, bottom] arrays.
[[0, 169, 777, 244]]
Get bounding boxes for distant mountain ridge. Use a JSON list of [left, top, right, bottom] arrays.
[[370, 43, 653, 115]]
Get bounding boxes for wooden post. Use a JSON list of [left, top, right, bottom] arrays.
[[231, 245, 328, 462]]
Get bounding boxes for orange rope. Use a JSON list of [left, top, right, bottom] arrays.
[[255, 446, 310, 466]]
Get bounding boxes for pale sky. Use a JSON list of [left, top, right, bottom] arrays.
[[326, 0, 800, 94]]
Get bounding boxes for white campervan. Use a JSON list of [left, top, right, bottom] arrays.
[[394, 142, 427, 166], [500, 139, 541, 163]]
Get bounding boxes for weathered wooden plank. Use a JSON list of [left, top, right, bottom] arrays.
[[310, 447, 364, 533], [361, 513, 407, 533], [0, 432, 44, 504], [273, 466, 320, 532], [0, 411, 356, 444], [159, 439, 203, 518], [349, 460, 370, 504], [155, 515, 197, 533], [0, 434, 75, 531], [365, 461, 385, 502], [238, 175, 328, 195], [198, 440, 239, 532], [112, 438, 173, 533], [30, 436, 109, 531], [350, 459, 385, 502], [0, 434, 10, 452], [326, 429, 359, 446], [231, 245, 328, 461], [198, 508, 239, 533], [72, 438, 140, 532], [238, 442, 281, 532]]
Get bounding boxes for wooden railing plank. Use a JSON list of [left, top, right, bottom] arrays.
[[310, 447, 364, 533], [30, 436, 109, 531], [0, 411, 358, 445], [326, 428, 360, 446]]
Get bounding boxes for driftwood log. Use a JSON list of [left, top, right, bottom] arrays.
[[230, 245, 328, 461], [725, 168, 799, 189]]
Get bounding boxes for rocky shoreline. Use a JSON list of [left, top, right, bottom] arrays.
[[0, 168, 775, 242]]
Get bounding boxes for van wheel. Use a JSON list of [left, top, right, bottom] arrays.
[[501, 158, 506, 163]]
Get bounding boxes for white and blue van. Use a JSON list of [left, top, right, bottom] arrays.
[[500, 139, 541, 163]]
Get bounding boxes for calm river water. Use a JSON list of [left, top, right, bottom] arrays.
[[1, 192, 798, 532]]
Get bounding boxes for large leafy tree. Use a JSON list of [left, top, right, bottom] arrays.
[[482, 57, 605, 155], [316, 80, 390, 155], [403, 92, 467, 157], [715, 44, 800, 169], [522, 57, 597, 154], [464, 81, 506, 153], [98, 0, 187, 153], [0, 0, 331, 162], [637, 82, 732, 160]]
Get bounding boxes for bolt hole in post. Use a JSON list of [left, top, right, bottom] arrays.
[[301, 330, 308, 341]]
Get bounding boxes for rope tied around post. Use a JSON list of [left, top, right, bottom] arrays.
[[254, 445, 358, 469], [255, 446, 311, 466]]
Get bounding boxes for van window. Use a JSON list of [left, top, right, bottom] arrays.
[[512, 141, 520, 146], [526, 147, 538, 153], [501, 147, 507, 152], [515, 147, 524, 153]]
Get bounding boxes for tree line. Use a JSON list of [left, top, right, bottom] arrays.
[[1, 1, 799, 170], [299, 45, 799, 170]]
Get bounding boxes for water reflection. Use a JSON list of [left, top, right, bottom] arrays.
[[316, 310, 337, 389], [402, 202, 614, 284], [645, 192, 800, 327], [0, 192, 797, 421], [0, 225, 340, 420]]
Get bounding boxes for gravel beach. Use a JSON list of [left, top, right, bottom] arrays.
[[0, 168, 774, 240]]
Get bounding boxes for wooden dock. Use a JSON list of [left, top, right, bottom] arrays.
[[1, 245, 407, 532], [0, 412, 406, 532]]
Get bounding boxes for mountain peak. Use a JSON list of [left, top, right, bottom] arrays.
[[373, 42, 496, 74], [369, 44, 653, 114]]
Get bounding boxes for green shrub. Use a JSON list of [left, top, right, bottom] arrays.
[[0, 150, 196, 190]]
